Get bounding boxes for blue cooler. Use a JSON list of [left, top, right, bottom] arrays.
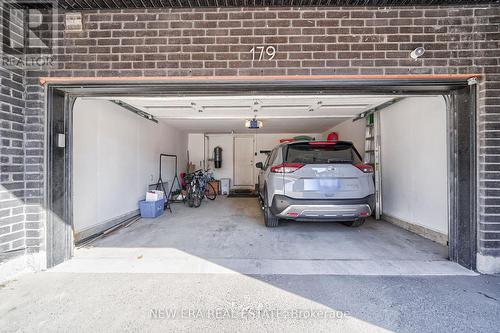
[[139, 198, 165, 218]]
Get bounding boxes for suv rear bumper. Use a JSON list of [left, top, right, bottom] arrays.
[[270, 194, 374, 222]]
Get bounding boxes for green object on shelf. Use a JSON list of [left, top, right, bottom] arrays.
[[367, 114, 374, 125], [293, 135, 314, 141]]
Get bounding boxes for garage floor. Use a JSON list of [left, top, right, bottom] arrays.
[[53, 197, 475, 276]]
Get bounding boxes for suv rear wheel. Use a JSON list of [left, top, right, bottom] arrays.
[[263, 189, 279, 228], [342, 218, 365, 227]]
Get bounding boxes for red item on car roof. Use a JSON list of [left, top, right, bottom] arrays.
[[326, 132, 339, 141]]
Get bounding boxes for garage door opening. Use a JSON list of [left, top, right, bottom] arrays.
[[64, 93, 455, 275], [44, 77, 477, 273]]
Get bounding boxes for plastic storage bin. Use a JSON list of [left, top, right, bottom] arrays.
[[139, 198, 165, 218]]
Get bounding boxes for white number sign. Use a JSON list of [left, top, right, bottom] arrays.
[[249, 46, 276, 61]]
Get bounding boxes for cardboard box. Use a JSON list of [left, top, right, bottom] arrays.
[[146, 190, 165, 201], [209, 181, 220, 194]]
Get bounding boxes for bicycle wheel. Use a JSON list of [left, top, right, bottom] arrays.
[[186, 190, 195, 207], [193, 192, 202, 208], [205, 183, 217, 200], [186, 182, 196, 207]]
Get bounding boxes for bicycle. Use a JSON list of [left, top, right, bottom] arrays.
[[184, 169, 217, 208], [184, 170, 202, 208], [201, 169, 217, 201]]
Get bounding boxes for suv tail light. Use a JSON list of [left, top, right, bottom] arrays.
[[271, 163, 304, 173], [354, 163, 374, 173], [308, 141, 337, 145]]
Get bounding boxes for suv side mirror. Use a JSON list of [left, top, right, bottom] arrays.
[[255, 162, 264, 169]]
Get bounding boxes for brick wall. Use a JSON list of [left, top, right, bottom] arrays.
[[0, 4, 27, 261], [8, 5, 500, 268], [44, 6, 499, 77]]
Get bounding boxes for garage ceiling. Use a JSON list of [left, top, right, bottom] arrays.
[[48, 0, 492, 10], [103, 94, 394, 133]]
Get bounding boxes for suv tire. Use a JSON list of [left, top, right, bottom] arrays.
[[343, 218, 365, 227], [263, 189, 279, 228]]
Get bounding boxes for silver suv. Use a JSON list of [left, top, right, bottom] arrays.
[[256, 140, 375, 227]]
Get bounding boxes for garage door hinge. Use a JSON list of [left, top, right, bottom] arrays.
[[467, 77, 478, 86]]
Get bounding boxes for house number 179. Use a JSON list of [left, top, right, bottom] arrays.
[[250, 46, 276, 61]]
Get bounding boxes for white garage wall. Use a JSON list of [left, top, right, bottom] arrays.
[[187, 133, 205, 170], [188, 133, 321, 187], [73, 99, 188, 239], [322, 117, 367, 157], [380, 96, 448, 235], [206, 134, 234, 181]]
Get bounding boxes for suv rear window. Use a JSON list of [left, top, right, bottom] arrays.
[[285, 142, 362, 164]]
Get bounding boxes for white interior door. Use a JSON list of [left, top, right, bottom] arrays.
[[233, 136, 254, 186]]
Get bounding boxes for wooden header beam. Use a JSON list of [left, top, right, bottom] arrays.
[[39, 74, 481, 86]]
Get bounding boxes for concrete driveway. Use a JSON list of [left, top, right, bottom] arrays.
[[0, 272, 499, 332]]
